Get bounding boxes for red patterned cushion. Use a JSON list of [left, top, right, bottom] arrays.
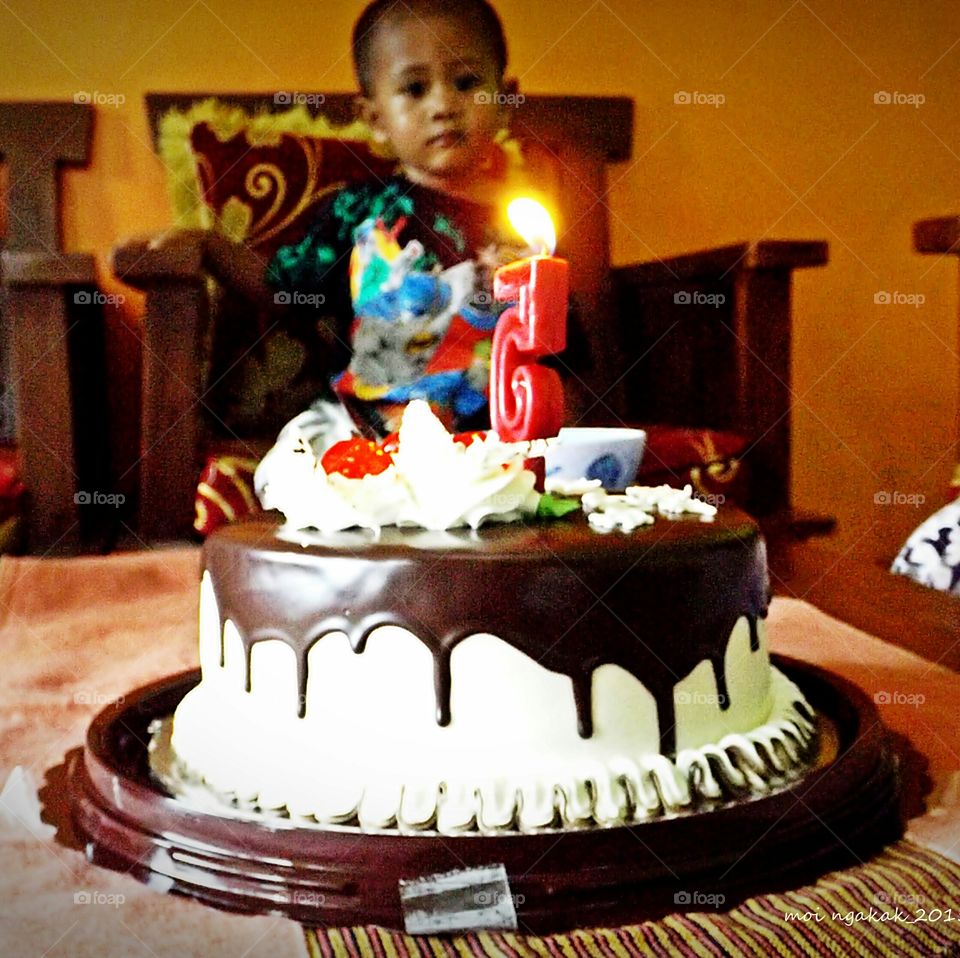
[[635, 425, 750, 509], [194, 455, 260, 537], [0, 450, 24, 521], [161, 104, 399, 440], [188, 123, 396, 260]]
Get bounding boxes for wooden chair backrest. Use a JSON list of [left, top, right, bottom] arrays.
[[0, 100, 109, 552]]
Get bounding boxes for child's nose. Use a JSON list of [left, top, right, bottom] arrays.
[[428, 83, 462, 119]]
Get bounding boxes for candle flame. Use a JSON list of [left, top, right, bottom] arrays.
[[507, 198, 556, 255]]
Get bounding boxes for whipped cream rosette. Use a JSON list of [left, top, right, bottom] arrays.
[[258, 400, 544, 533]]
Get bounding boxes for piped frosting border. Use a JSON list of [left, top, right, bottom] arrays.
[[151, 668, 817, 835]]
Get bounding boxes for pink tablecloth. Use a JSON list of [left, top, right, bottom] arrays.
[[0, 547, 957, 956]]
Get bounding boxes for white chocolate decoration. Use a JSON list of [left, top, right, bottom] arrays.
[[583, 484, 717, 533]]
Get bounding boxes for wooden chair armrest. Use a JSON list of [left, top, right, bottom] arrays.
[[760, 508, 837, 544], [913, 216, 960, 255], [1, 250, 96, 286], [613, 240, 828, 285], [769, 540, 960, 666], [114, 236, 207, 543], [1, 250, 103, 553], [610, 238, 829, 526], [111, 236, 211, 542], [112, 234, 278, 541], [111, 236, 207, 287]]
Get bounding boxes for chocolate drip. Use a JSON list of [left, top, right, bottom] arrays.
[[435, 647, 452, 726], [709, 654, 730, 711], [296, 647, 309, 719], [204, 512, 769, 758], [658, 695, 677, 756], [243, 640, 254, 693], [571, 670, 594, 738]]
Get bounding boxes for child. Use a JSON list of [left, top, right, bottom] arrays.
[[200, 0, 534, 454]]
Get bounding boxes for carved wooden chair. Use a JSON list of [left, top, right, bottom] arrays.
[[0, 100, 111, 554], [114, 92, 830, 542]]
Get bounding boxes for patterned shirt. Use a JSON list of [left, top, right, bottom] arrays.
[[266, 175, 525, 437]]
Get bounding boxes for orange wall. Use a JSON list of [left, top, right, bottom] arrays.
[[2, 0, 957, 563]]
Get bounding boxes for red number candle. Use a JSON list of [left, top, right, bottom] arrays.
[[491, 199, 569, 441]]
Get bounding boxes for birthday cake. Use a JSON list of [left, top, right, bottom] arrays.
[[168, 403, 816, 833]]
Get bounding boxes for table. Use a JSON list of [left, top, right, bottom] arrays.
[[0, 543, 957, 957]]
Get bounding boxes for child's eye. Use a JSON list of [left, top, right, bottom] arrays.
[[401, 80, 427, 98], [455, 73, 482, 92]]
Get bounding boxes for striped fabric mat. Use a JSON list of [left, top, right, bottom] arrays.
[[304, 840, 960, 958]]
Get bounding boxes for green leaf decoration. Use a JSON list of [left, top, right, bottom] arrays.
[[536, 494, 581, 519]]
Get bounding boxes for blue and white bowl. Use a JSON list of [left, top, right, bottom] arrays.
[[544, 427, 647, 491]]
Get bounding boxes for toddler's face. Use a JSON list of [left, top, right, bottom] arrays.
[[360, 13, 509, 196]]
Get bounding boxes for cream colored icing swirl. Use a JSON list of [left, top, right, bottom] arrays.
[[257, 400, 543, 533]]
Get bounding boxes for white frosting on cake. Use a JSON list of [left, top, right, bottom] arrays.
[[169, 573, 816, 833], [171, 411, 817, 833], [257, 400, 544, 533]]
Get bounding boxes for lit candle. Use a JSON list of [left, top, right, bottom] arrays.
[[491, 199, 568, 441]]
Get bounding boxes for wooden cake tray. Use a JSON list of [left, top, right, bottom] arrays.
[[64, 656, 902, 933]]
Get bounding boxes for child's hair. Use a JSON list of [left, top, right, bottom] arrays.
[[352, 0, 508, 97]]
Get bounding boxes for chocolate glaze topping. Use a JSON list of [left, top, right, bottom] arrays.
[[203, 511, 769, 757]]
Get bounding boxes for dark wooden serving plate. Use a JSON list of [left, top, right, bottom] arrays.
[[65, 656, 902, 932]]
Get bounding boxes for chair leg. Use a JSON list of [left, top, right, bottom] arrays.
[[10, 285, 80, 553], [138, 284, 206, 542]]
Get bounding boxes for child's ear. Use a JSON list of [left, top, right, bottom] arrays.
[[358, 96, 389, 144]]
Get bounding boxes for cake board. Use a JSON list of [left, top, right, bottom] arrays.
[[64, 655, 902, 933]]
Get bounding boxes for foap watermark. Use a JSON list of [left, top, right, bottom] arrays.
[[74, 91, 125, 107], [74, 290, 126, 306], [874, 490, 926, 508], [874, 90, 925, 108], [675, 690, 727, 707], [473, 290, 495, 307], [674, 91, 725, 107], [291, 890, 326, 907], [74, 690, 125, 707], [674, 290, 726, 307], [674, 890, 726, 908], [695, 492, 726, 508], [874, 290, 924, 308], [74, 491, 126, 508], [274, 291, 326, 307], [474, 890, 525, 907], [873, 891, 925, 907], [874, 690, 925, 707], [273, 91, 326, 107], [74, 890, 125, 908], [475, 90, 525, 107]]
